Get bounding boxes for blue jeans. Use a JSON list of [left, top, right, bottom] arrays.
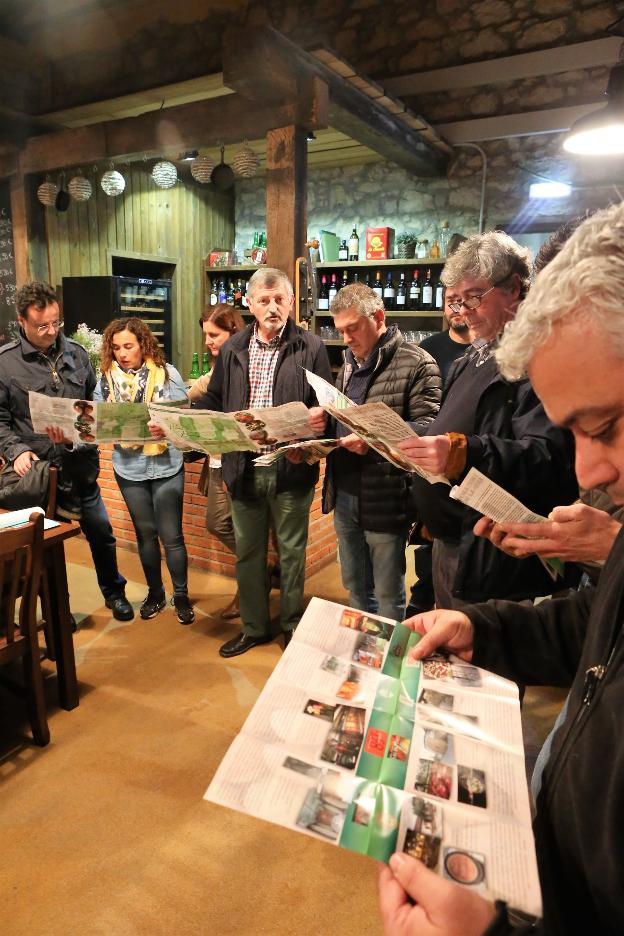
[[115, 469, 188, 597], [78, 481, 127, 600], [333, 490, 406, 621], [231, 465, 314, 637]]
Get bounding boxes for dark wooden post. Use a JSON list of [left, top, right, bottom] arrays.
[[265, 124, 308, 290], [10, 172, 49, 285]]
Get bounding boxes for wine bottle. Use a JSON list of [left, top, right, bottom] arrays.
[[409, 270, 421, 311], [353, 272, 360, 284], [383, 272, 395, 311], [241, 279, 249, 309], [227, 279, 235, 305], [373, 270, 383, 298], [349, 227, 359, 261], [328, 272, 338, 304], [202, 352, 211, 375], [422, 269, 433, 311], [364, 271, 372, 289], [341, 270, 349, 290], [395, 272, 407, 309], [338, 240, 348, 262], [318, 275, 330, 311], [189, 352, 201, 380], [435, 278, 444, 310]]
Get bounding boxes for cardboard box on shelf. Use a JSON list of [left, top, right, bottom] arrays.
[[207, 249, 236, 267], [366, 227, 395, 260]]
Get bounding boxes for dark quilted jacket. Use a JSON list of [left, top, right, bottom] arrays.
[[323, 328, 441, 533]]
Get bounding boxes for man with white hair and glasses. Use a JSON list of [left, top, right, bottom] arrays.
[[379, 202, 624, 936], [398, 231, 579, 608]]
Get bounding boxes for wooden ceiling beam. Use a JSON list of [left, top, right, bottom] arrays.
[[223, 26, 447, 178], [16, 91, 327, 177]]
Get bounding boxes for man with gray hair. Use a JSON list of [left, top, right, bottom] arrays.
[[398, 230, 578, 607], [195, 267, 332, 657], [379, 203, 624, 935], [323, 282, 441, 621]]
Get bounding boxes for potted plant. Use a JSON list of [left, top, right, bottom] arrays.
[[396, 232, 418, 259]]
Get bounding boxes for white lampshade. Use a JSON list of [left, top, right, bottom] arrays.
[[564, 65, 624, 156], [190, 155, 214, 183], [101, 169, 126, 196], [152, 160, 177, 188], [68, 174, 93, 202]]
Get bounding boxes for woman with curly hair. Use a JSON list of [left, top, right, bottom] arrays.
[[94, 317, 195, 624]]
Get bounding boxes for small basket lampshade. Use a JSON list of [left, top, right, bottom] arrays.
[[232, 143, 260, 178], [190, 155, 214, 183], [37, 180, 59, 207], [101, 169, 126, 196], [68, 174, 93, 202], [152, 160, 178, 188]]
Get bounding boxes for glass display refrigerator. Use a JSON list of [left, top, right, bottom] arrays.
[[61, 275, 172, 362]]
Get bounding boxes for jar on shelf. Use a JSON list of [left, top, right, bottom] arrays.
[[417, 239, 429, 259]]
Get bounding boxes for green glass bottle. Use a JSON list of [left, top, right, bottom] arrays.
[[201, 352, 211, 375], [189, 352, 201, 380]]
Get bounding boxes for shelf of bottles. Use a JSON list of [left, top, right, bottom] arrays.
[[205, 265, 256, 314]]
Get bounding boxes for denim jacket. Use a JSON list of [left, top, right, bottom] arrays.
[[93, 364, 187, 481]]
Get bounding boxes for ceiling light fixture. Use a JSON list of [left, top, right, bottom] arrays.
[[529, 181, 571, 199], [180, 150, 199, 161], [564, 64, 624, 155]]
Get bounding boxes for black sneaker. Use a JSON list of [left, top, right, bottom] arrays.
[[105, 595, 134, 621], [173, 595, 195, 625], [140, 592, 166, 620]]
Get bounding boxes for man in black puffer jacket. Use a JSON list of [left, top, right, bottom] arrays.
[[322, 283, 441, 621]]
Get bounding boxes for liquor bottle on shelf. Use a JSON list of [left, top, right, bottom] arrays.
[[338, 240, 348, 262], [241, 279, 249, 309], [341, 270, 349, 290], [227, 279, 235, 305], [395, 272, 407, 310], [209, 279, 218, 307], [364, 271, 372, 289], [353, 272, 360, 284], [409, 270, 421, 310], [318, 275, 330, 311], [202, 352, 211, 375], [440, 220, 450, 257], [218, 277, 227, 304], [421, 269, 433, 311], [234, 279, 243, 309], [349, 227, 359, 261], [383, 272, 395, 311], [328, 272, 338, 304], [435, 277, 444, 310], [430, 240, 441, 260], [373, 270, 383, 298], [189, 352, 201, 380]]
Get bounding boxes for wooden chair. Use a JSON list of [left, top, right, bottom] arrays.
[[0, 511, 49, 746]]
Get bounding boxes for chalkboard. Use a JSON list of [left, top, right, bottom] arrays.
[[0, 182, 17, 346]]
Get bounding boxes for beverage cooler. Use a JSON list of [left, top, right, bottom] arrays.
[[62, 275, 172, 362]]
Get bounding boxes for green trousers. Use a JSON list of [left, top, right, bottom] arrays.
[[231, 465, 315, 638]]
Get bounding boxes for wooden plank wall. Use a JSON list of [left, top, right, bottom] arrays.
[[45, 163, 234, 373]]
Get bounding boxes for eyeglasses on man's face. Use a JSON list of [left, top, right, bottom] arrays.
[[34, 320, 64, 335], [447, 281, 506, 316]]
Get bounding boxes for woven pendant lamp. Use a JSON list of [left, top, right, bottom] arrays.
[[37, 180, 59, 207], [68, 173, 93, 202], [152, 160, 177, 188], [101, 169, 126, 196], [190, 154, 214, 183], [232, 142, 260, 178]]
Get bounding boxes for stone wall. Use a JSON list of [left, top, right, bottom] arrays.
[[235, 137, 624, 257]]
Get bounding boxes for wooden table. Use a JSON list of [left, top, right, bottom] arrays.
[[41, 521, 81, 710]]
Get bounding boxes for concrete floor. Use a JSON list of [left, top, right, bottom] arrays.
[[0, 537, 566, 935]]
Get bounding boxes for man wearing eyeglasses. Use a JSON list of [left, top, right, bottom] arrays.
[[0, 280, 133, 621], [398, 231, 579, 608]]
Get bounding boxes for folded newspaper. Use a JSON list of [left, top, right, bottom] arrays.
[[29, 391, 154, 444], [304, 369, 449, 485], [205, 597, 542, 920], [449, 468, 565, 579]]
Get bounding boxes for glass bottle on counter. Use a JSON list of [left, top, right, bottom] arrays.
[[396, 272, 407, 310], [189, 352, 201, 380], [349, 227, 359, 261], [409, 270, 421, 310], [202, 352, 211, 375], [421, 269, 433, 311], [373, 271, 383, 298], [318, 275, 329, 311], [383, 272, 395, 310], [338, 240, 348, 262]]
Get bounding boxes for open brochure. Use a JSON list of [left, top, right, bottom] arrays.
[[450, 468, 565, 579], [205, 597, 542, 920], [148, 401, 319, 455], [253, 439, 340, 466], [303, 369, 449, 485], [29, 391, 154, 444]]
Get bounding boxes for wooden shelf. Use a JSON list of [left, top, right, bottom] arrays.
[[205, 264, 257, 273], [120, 304, 167, 313], [315, 310, 443, 318], [315, 258, 445, 268]]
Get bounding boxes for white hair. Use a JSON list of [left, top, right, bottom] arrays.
[[247, 267, 293, 299], [496, 202, 624, 380]]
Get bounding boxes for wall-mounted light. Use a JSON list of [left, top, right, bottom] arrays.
[[529, 181, 571, 199], [564, 64, 624, 155]]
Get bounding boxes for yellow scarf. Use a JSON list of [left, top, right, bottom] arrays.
[[105, 358, 168, 456]]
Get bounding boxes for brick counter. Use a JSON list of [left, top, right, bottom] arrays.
[[97, 446, 338, 578]]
